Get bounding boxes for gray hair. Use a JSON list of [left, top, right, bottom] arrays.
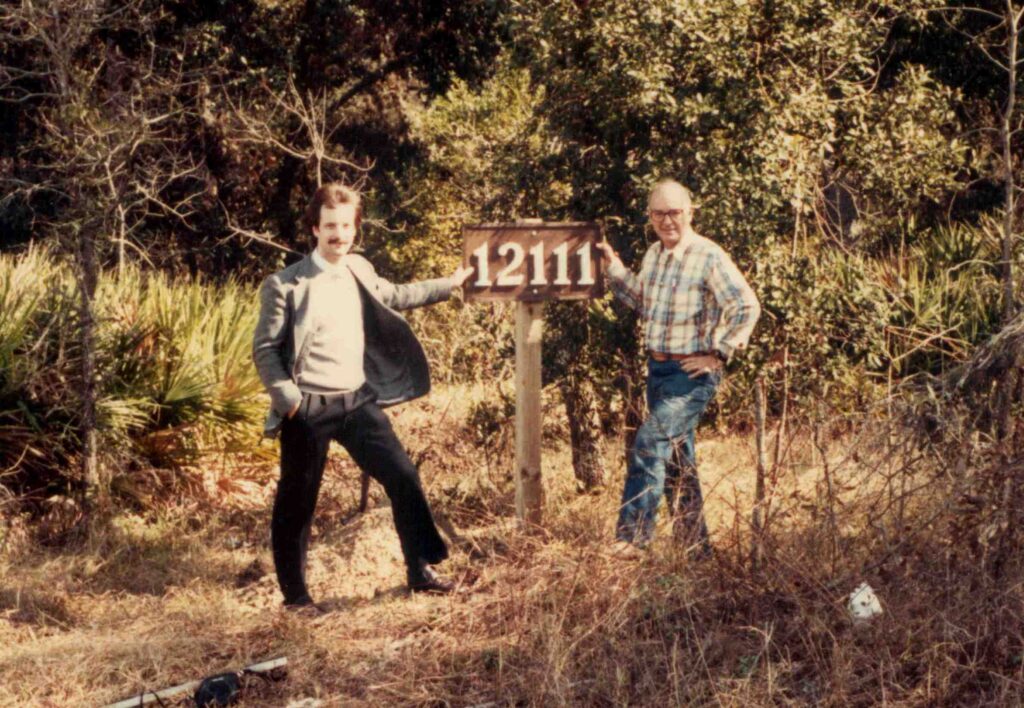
[[648, 179, 693, 211]]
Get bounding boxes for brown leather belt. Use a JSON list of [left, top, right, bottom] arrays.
[[649, 350, 705, 362]]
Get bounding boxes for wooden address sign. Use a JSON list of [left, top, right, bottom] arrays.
[[462, 222, 604, 302]]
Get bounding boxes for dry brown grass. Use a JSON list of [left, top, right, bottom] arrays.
[[2, 382, 1024, 706]]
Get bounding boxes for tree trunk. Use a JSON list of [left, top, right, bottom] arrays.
[[560, 373, 606, 491], [1000, 3, 1019, 325], [77, 225, 104, 514]]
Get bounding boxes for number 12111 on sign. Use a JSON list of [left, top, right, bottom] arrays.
[[462, 223, 604, 302]]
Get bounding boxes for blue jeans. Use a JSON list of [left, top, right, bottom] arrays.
[[616, 358, 720, 549]]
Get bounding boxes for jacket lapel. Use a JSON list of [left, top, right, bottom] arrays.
[[345, 260, 378, 302], [289, 256, 318, 374]]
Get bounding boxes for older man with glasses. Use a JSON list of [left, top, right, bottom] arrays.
[[596, 179, 760, 556]]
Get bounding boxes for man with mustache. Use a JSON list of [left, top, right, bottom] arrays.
[[253, 183, 472, 611], [596, 179, 760, 556]]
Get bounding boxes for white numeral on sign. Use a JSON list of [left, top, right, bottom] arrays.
[[529, 243, 547, 285], [551, 242, 571, 285], [472, 242, 491, 287], [495, 243, 525, 286], [576, 243, 595, 286]]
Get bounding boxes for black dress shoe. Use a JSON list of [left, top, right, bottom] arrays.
[[407, 565, 456, 594], [283, 595, 328, 616]]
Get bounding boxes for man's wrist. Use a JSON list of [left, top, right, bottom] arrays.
[[605, 259, 627, 280]]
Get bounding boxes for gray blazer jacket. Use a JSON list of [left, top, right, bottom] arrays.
[[252, 253, 453, 437]]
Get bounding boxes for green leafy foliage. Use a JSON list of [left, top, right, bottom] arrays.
[[0, 247, 80, 488], [2, 0, 1020, 490], [0, 249, 264, 496], [0, 0, 509, 272], [733, 244, 894, 414], [399, 0, 983, 426], [875, 220, 1003, 375]]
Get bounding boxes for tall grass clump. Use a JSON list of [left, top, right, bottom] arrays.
[[876, 219, 1004, 378], [0, 248, 265, 506], [100, 267, 265, 465], [0, 246, 80, 493]]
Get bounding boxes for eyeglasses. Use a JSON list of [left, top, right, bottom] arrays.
[[649, 209, 687, 222]]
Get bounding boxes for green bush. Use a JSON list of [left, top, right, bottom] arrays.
[[99, 267, 264, 463], [875, 220, 1003, 376], [716, 243, 892, 421], [0, 247, 80, 489], [0, 248, 264, 498], [720, 220, 1004, 423]]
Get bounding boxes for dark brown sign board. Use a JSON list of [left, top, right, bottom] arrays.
[[462, 222, 604, 302]]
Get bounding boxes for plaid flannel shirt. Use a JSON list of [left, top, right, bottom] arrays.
[[606, 234, 760, 360]]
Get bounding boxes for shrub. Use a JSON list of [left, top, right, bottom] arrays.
[[0, 248, 264, 502]]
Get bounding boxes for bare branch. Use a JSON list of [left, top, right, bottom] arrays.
[[220, 75, 372, 180], [935, 9, 1012, 71], [218, 201, 301, 255], [114, 234, 156, 268], [930, 6, 1007, 22]]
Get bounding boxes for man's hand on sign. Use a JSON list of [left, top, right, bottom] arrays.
[[595, 241, 623, 271], [680, 354, 724, 377], [449, 265, 474, 288]]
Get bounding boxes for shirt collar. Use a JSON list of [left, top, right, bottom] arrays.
[[659, 234, 693, 260], [311, 249, 348, 274]]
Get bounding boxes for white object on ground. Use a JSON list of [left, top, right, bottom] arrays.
[[103, 656, 288, 708], [847, 582, 883, 622]]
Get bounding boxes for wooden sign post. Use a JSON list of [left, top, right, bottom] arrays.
[[463, 222, 603, 525], [515, 300, 543, 525]]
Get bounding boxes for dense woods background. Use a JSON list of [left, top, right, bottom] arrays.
[[2, 0, 1020, 503], [2, 2, 1024, 704]]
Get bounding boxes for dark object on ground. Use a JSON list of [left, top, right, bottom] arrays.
[[193, 672, 241, 707], [234, 559, 266, 588]]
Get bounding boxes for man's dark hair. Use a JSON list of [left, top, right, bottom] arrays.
[[305, 183, 362, 234]]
